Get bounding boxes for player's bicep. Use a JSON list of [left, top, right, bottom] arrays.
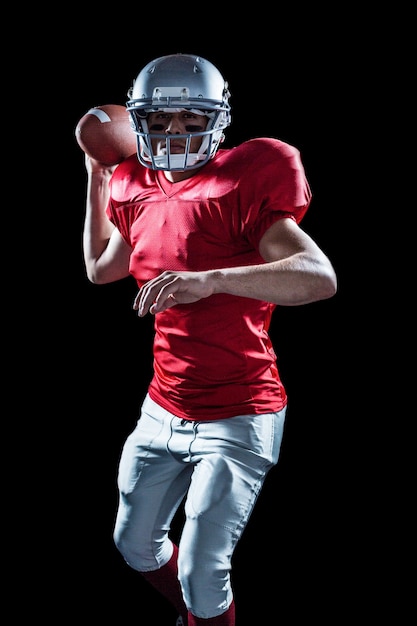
[[258, 217, 315, 262], [94, 228, 132, 283]]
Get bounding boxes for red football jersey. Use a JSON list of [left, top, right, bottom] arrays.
[[107, 138, 312, 420]]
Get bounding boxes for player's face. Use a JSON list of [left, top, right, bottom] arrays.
[[148, 111, 208, 156]]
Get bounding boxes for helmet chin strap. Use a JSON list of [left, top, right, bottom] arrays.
[[150, 153, 208, 171]]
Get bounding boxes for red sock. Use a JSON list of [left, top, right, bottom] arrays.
[[188, 600, 235, 626], [140, 543, 188, 624]]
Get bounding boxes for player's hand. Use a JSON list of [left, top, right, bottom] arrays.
[[134, 270, 214, 316], [84, 154, 117, 175]]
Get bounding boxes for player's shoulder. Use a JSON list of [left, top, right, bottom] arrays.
[[219, 137, 299, 164], [110, 153, 150, 189], [113, 153, 141, 176]]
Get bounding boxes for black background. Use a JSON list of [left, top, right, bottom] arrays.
[[22, 18, 381, 625]]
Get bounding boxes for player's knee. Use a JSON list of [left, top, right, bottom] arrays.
[[114, 524, 171, 572], [113, 525, 147, 569], [178, 555, 232, 618]]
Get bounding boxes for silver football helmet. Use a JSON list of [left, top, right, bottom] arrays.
[[126, 54, 231, 171]]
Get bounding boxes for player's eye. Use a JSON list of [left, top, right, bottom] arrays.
[[185, 125, 204, 132]]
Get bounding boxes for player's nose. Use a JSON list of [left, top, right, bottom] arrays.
[[165, 115, 182, 134]]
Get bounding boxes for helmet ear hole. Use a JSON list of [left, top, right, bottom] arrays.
[[126, 53, 231, 171]]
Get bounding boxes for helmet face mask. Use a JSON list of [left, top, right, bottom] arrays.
[[126, 54, 231, 171]]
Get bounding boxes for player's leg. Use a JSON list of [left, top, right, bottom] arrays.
[[178, 408, 286, 624], [113, 394, 192, 622]]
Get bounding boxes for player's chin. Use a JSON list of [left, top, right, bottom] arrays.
[[161, 148, 186, 155]]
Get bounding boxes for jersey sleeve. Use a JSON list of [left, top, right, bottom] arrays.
[[235, 138, 312, 250], [105, 156, 144, 247], [106, 199, 133, 247]]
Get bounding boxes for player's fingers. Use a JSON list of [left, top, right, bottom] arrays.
[[134, 278, 176, 316], [150, 293, 177, 315]]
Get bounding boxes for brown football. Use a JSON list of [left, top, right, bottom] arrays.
[[75, 104, 137, 165]]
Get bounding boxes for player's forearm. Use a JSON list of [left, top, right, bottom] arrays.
[[210, 253, 337, 305], [82, 171, 114, 281]]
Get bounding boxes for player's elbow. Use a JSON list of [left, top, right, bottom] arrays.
[[85, 260, 131, 285], [86, 271, 105, 285], [317, 265, 338, 301], [84, 261, 111, 285]]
